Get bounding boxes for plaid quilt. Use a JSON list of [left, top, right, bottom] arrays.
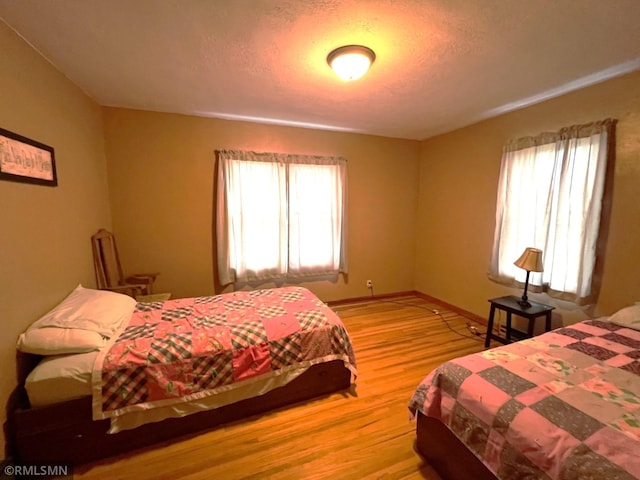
[[409, 320, 640, 479], [93, 287, 356, 419]]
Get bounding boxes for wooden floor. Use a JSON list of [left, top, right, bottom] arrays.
[[75, 295, 486, 480]]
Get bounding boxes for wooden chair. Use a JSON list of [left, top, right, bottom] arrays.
[[91, 229, 159, 298]]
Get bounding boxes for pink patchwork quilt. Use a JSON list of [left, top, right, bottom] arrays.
[[93, 287, 356, 420], [409, 320, 640, 479]]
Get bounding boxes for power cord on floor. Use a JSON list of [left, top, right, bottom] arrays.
[[429, 307, 485, 342], [367, 287, 485, 342]]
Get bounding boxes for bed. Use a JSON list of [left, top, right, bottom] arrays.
[[9, 285, 357, 464], [409, 305, 640, 480]]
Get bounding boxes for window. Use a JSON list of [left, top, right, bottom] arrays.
[[216, 150, 347, 285], [488, 119, 615, 304]]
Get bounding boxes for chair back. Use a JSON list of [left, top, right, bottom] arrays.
[[91, 229, 125, 289]]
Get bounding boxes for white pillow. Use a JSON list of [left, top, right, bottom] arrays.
[[17, 328, 106, 355], [29, 284, 135, 337], [608, 305, 640, 330]]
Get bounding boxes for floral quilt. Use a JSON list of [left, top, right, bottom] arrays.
[[409, 320, 640, 479], [93, 287, 356, 420]]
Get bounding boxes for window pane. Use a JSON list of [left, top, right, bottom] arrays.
[[226, 159, 286, 278], [289, 163, 343, 273]]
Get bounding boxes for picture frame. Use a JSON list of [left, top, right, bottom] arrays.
[[0, 127, 57, 187]]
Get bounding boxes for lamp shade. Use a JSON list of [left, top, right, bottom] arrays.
[[327, 45, 375, 81], [514, 247, 544, 272]]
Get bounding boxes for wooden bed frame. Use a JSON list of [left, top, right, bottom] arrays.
[[415, 412, 497, 480], [6, 352, 351, 465]]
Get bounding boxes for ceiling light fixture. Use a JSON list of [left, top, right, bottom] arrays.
[[327, 45, 376, 81]]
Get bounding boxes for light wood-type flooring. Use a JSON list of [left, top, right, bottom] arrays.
[[75, 295, 487, 480]]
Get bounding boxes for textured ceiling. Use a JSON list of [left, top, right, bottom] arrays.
[[1, 0, 640, 140]]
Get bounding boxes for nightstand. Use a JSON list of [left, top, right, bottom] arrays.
[[485, 295, 554, 348]]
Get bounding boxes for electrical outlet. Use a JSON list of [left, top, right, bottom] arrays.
[[366, 280, 373, 289]]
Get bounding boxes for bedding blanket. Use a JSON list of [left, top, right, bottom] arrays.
[[93, 287, 356, 421], [409, 320, 640, 479]]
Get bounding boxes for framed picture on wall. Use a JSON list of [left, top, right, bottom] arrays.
[[0, 127, 57, 187]]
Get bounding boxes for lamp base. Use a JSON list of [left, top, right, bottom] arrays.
[[518, 299, 532, 308]]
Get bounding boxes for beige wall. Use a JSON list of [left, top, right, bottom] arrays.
[[0, 22, 111, 457], [416, 70, 640, 326], [102, 108, 420, 301]]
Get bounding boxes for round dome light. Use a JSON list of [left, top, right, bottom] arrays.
[[327, 45, 376, 81]]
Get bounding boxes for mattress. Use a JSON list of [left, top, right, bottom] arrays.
[[25, 351, 96, 407], [25, 335, 352, 432]]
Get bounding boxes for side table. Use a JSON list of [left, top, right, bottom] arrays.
[[485, 295, 555, 348]]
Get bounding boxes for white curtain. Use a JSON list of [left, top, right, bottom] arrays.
[[488, 119, 614, 303], [216, 150, 347, 285]]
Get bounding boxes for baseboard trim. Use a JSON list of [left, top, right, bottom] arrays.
[[326, 291, 417, 307], [413, 291, 487, 326], [327, 290, 487, 326]]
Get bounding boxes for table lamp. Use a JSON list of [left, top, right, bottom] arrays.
[[514, 247, 544, 308]]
